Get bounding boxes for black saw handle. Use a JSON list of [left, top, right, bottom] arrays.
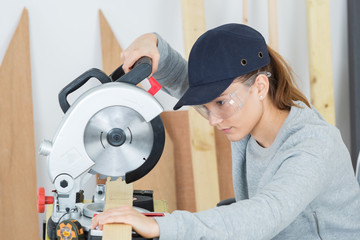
[[59, 57, 153, 113], [109, 56, 152, 84], [58, 68, 111, 113]]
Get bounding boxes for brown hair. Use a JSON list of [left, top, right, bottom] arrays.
[[241, 45, 310, 110]]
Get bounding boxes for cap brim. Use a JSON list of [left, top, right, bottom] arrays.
[[173, 78, 234, 110]]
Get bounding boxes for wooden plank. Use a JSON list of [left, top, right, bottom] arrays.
[[243, 0, 248, 25], [102, 178, 133, 240], [99, 10, 123, 75], [0, 8, 40, 239], [306, 0, 335, 125], [214, 129, 234, 200], [268, 0, 279, 51], [181, 0, 220, 211], [348, 0, 360, 169], [161, 111, 196, 212]]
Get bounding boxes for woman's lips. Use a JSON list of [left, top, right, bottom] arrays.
[[220, 127, 232, 134]]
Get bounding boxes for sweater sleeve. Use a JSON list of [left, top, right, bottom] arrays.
[[152, 33, 189, 99], [155, 139, 331, 239]]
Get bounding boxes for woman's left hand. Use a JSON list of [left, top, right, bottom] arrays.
[[91, 205, 160, 238]]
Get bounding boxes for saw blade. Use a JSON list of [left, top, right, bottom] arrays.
[[83, 105, 153, 178]]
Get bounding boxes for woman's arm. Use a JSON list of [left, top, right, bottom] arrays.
[[121, 33, 189, 99]]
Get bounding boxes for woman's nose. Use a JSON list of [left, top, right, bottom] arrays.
[[208, 112, 223, 126]]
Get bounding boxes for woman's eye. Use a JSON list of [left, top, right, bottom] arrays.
[[216, 100, 226, 106]]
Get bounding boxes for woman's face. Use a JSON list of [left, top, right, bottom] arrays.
[[203, 78, 264, 142]]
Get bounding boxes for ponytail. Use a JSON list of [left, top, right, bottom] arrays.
[[242, 45, 310, 110]]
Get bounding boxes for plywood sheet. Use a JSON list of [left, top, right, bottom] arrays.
[[0, 8, 40, 239]]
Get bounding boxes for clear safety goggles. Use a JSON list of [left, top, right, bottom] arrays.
[[193, 71, 271, 120]]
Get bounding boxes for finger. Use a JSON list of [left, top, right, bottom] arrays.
[[122, 51, 142, 73], [91, 215, 99, 229], [151, 52, 160, 75], [98, 223, 104, 231]]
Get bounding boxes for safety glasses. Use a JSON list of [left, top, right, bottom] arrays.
[[193, 71, 271, 120]]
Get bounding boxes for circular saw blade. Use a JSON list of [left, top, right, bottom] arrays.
[[84, 105, 154, 178]]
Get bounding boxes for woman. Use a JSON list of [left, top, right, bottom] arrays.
[[91, 24, 360, 239]]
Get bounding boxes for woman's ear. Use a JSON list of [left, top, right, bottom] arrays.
[[254, 73, 270, 100]]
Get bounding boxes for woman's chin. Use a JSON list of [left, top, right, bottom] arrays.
[[225, 131, 248, 142]]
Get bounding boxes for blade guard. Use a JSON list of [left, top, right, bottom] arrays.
[[49, 57, 165, 183]]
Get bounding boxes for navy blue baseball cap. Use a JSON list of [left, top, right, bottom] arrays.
[[173, 23, 270, 110]]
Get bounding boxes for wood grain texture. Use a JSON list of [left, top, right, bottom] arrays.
[[99, 10, 123, 75], [306, 0, 335, 125], [243, 0, 248, 25], [102, 178, 133, 240], [268, 0, 279, 51], [181, 0, 220, 211], [0, 8, 40, 239], [214, 129, 234, 201], [161, 111, 196, 212]]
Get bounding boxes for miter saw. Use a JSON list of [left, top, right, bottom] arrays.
[[37, 57, 166, 240]]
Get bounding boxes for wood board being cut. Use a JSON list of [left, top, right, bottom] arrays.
[[102, 178, 133, 240]]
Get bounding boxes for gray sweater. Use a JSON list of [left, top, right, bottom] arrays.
[[153, 34, 360, 239]]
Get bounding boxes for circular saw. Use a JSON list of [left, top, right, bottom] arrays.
[[40, 57, 165, 185], [38, 57, 165, 228]]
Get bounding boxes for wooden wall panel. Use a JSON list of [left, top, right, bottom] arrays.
[[161, 111, 196, 212], [0, 9, 40, 239], [181, 0, 221, 211], [99, 10, 123, 75], [214, 129, 233, 201], [268, 0, 279, 51], [243, 0, 248, 25], [306, 0, 335, 125]]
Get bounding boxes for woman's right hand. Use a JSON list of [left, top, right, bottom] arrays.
[[121, 33, 160, 76]]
